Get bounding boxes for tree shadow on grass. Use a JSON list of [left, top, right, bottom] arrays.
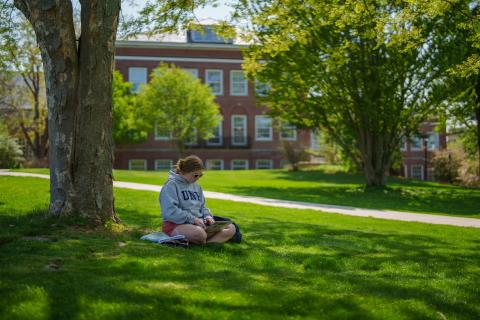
[[1, 212, 479, 319], [226, 185, 480, 217], [276, 169, 475, 192], [274, 169, 366, 185]]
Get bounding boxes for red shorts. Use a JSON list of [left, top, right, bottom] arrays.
[[162, 221, 182, 236]]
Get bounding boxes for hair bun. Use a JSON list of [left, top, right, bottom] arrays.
[[175, 155, 204, 174]]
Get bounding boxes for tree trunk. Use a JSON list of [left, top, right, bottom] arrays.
[[14, 0, 120, 224], [359, 129, 390, 187]]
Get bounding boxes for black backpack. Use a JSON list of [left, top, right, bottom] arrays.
[[213, 215, 242, 243]]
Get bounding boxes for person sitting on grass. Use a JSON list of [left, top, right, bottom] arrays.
[[159, 155, 236, 245]]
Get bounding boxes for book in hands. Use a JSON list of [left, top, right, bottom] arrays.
[[205, 221, 231, 236]]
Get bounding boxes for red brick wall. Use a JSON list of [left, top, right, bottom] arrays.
[[113, 43, 312, 170]]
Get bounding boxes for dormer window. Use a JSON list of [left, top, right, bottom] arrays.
[[187, 26, 233, 44]]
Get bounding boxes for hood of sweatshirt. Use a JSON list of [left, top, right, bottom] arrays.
[[167, 170, 190, 184]]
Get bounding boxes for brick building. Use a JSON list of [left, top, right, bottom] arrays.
[[113, 28, 446, 179], [400, 122, 447, 180], [113, 30, 314, 171]]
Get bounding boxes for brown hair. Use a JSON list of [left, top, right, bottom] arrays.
[[175, 155, 205, 174]]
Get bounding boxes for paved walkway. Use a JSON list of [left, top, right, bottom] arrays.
[[2, 171, 480, 228]]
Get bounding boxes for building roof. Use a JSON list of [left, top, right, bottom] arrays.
[[117, 26, 249, 51]]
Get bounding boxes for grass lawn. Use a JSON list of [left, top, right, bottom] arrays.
[[1, 176, 479, 319], [13, 166, 480, 218]]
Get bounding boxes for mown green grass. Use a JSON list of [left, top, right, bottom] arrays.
[[13, 166, 480, 218], [1, 176, 479, 319]]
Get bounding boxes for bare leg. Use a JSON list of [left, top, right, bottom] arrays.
[[207, 223, 236, 243], [173, 224, 207, 245]]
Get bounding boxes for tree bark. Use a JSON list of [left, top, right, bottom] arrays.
[[359, 128, 390, 187], [14, 0, 120, 224]]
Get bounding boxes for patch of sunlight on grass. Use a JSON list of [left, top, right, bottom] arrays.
[[5, 286, 50, 320]]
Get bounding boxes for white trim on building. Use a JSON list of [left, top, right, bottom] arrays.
[[129, 159, 147, 171], [231, 159, 249, 170], [206, 159, 224, 170]]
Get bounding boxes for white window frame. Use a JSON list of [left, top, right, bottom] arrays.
[[280, 122, 297, 141], [411, 165, 424, 180], [230, 70, 248, 96], [427, 132, 439, 151], [206, 120, 223, 146], [256, 159, 273, 169], [206, 159, 224, 170], [310, 130, 320, 150], [128, 159, 147, 171], [255, 115, 273, 141], [154, 121, 171, 140], [410, 135, 423, 151], [231, 115, 248, 146], [155, 159, 173, 171], [205, 69, 223, 95], [183, 68, 198, 78], [128, 67, 147, 93], [400, 135, 407, 151], [231, 159, 249, 170]]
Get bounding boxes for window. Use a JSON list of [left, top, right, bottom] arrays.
[[310, 130, 320, 150], [256, 159, 273, 169], [231, 115, 247, 145], [207, 120, 223, 146], [189, 26, 233, 44], [255, 116, 272, 141], [205, 70, 223, 95], [410, 135, 422, 151], [183, 68, 198, 78], [427, 132, 439, 150], [129, 159, 147, 171], [154, 121, 171, 140], [230, 70, 248, 96], [231, 159, 248, 170], [185, 128, 198, 146], [254, 80, 270, 96], [206, 159, 224, 170], [411, 165, 423, 180], [128, 67, 147, 93], [280, 122, 297, 141], [400, 135, 407, 151], [155, 159, 173, 171]]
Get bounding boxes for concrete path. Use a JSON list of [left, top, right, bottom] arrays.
[[2, 171, 480, 228]]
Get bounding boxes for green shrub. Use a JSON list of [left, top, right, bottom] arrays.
[[431, 149, 461, 183], [0, 123, 24, 168]]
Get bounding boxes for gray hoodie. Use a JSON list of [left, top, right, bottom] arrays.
[[159, 170, 212, 224]]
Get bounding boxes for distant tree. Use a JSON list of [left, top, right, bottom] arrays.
[[415, 0, 480, 176], [136, 64, 222, 157], [235, 0, 448, 187], [280, 140, 309, 171], [112, 70, 146, 144], [0, 16, 48, 166]]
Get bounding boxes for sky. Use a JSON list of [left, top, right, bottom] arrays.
[[121, 0, 233, 21]]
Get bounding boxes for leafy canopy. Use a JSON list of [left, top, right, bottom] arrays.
[[135, 63, 222, 154]]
